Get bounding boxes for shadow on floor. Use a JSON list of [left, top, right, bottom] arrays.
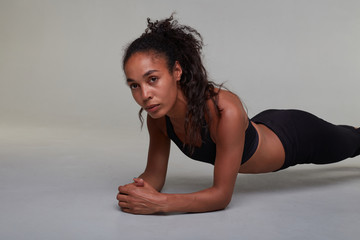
[[235, 165, 360, 194], [163, 165, 360, 194]]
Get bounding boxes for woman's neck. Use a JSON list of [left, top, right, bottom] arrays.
[[166, 87, 187, 128]]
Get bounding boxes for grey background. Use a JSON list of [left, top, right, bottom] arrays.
[[1, 0, 360, 240]]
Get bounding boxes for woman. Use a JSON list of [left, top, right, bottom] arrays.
[[117, 15, 360, 215]]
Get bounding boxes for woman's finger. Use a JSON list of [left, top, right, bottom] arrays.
[[116, 192, 129, 202], [121, 207, 133, 214], [133, 178, 144, 187], [118, 185, 130, 195], [118, 183, 131, 192], [118, 200, 131, 208]]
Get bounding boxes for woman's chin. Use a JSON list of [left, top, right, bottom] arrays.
[[146, 110, 166, 119]]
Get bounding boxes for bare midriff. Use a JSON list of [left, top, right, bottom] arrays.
[[239, 122, 285, 174]]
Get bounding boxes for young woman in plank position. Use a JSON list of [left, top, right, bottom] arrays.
[[117, 15, 360, 215]]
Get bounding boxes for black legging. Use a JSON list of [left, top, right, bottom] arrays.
[[252, 109, 360, 170]]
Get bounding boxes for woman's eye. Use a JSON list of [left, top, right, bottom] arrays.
[[149, 77, 157, 83], [130, 83, 138, 89]]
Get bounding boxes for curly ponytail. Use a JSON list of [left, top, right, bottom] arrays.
[[123, 14, 222, 152]]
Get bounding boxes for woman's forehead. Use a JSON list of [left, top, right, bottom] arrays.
[[127, 51, 167, 66], [124, 52, 167, 77]]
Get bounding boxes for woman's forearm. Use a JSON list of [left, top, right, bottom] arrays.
[[160, 187, 232, 213], [118, 179, 233, 214], [138, 172, 165, 192]]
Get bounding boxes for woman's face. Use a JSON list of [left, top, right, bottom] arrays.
[[124, 52, 182, 119]]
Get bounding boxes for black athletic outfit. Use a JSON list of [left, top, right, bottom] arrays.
[[165, 109, 360, 171], [252, 109, 360, 170]]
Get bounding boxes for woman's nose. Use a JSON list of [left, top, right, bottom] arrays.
[[141, 86, 152, 101]]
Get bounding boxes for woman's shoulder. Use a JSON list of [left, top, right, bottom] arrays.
[[212, 89, 247, 119], [207, 89, 248, 138]]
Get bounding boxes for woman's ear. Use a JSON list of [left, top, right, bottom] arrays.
[[173, 61, 182, 81]]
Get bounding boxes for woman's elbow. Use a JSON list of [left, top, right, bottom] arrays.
[[213, 192, 233, 211]]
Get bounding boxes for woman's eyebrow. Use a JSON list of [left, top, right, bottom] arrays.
[[126, 70, 159, 83], [143, 70, 159, 78]]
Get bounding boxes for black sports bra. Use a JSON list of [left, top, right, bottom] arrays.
[[165, 116, 259, 165]]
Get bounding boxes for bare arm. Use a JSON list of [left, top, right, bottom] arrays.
[[118, 96, 248, 214], [160, 102, 247, 213], [137, 115, 170, 192], [116, 114, 170, 214]]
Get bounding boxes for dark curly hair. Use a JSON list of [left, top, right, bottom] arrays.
[[123, 14, 222, 152]]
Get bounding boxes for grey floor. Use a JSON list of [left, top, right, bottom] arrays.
[[1, 124, 360, 240]]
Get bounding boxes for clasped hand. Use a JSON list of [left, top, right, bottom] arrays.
[[117, 178, 166, 214]]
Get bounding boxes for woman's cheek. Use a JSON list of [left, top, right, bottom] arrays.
[[132, 93, 142, 106]]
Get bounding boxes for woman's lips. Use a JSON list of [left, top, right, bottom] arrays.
[[145, 104, 160, 113]]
